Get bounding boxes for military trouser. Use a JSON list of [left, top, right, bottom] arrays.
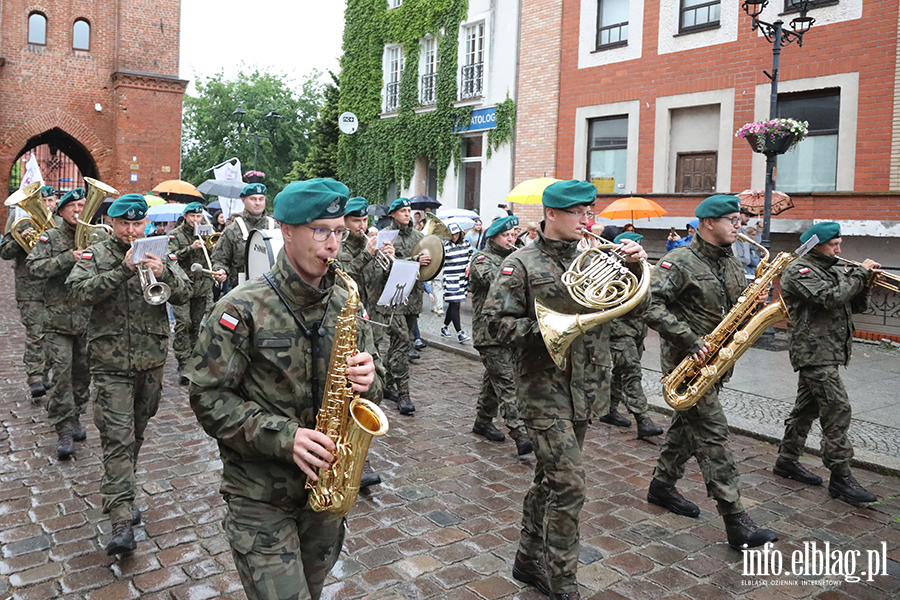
[[383, 312, 416, 395], [779, 365, 853, 475], [92, 367, 163, 524], [44, 332, 90, 430], [519, 418, 587, 595], [475, 345, 524, 433], [224, 495, 345, 600], [610, 336, 648, 416], [17, 300, 46, 383], [173, 295, 208, 364], [653, 387, 744, 516]]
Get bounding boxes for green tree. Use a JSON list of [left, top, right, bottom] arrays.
[[286, 72, 340, 183], [181, 67, 324, 197]]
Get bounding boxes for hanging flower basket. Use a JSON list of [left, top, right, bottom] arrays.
[[244, 170, 266, 183], [735, 118, 808, 155]]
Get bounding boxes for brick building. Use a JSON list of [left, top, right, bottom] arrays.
[[514, 0, 900, 338], [0, 0, 187, 220]]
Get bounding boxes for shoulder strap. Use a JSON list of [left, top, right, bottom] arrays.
[[235, 217, 249, 240], [266, 216, 276, 230]]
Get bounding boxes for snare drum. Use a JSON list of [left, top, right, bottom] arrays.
[[244, 228, 284, 283]]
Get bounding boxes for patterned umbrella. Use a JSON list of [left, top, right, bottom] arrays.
[[737, 189, 794, 216]]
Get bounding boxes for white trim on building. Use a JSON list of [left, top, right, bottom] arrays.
[[573, 100, 641, 193], [578, 0, 645, 69]]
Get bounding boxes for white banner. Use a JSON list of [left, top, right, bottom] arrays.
[[213, 159, 243, 218]]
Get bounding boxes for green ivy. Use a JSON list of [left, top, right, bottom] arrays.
[[338, 0, 515, 203], [487, 95, 516, 160]]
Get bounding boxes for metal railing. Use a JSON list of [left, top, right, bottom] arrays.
[[460, 63, 483, 100], [385, 81, 401, 112], [420, 73, 437, 106]]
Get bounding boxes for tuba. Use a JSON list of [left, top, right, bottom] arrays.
[[306, 260, 389, 517], [76, 177, 117, 249], [4, 182, 55, 252], [661, 233, 819, 411], [537, 231, 651, 369]]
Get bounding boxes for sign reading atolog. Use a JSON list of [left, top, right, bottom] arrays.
[[454, 107, 496, 133]]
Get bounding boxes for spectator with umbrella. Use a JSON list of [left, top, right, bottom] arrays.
[[440, 223, 474, 343]]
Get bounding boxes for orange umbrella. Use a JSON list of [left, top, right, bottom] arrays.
[[597, 197, 667, 221], [737, 189, 793, 216], [152, 180, 203, 198]]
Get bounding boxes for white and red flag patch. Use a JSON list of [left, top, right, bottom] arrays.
[[501, 265, 515, 276], [81, 252, 93, 260], [660, 261, 672, 269], [38, 235, 49, 242], [799, 267, 810, 274], [219, 312, 239, 331], [169, 254, 178, 261]]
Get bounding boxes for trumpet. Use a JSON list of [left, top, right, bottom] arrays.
[[129, 240, 171, 305], [836, 257, 900, 293]]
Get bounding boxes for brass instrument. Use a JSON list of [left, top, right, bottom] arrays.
[[76, 178, 116, 249], [307, 260, 389, 517], [130, 240, 172, 305], [661, 233, 818, 411], [4, 182, 55, 252], [836, 257, 900, 294], [374, 213, 450, 280], [537, 231, 651, 369]]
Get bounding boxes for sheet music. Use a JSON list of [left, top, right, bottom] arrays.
[[194, 224, 214, 236], [377, 259, 419, 307], [376, 229, 399, 250], [130, 237, 170, 264]]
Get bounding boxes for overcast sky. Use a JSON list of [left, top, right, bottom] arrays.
[[179, 1, 347, 95]]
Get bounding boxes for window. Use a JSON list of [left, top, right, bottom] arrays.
[[384, 46, 404, 112], [73, 19, 90, 51], [784, 0, 838, 12], [28, 12, 47, 45], [389, 0, 402, 7], [420, 37, 438, 106], [679, 0, 720, 33], [596, 0, 629, 50], [777, 89, 840, 192], [461, 23, 484, 100], [587, 117, 628, 194], [459, 135, 483, 210]]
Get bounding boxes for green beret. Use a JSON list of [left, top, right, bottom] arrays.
[[273, 178, 349, 225], [485, 215, 519, 239], [240, 183, 267, 198], [614, 231, 643, 244], [345, 196, 369, 218], [542, 180, 596, 209], [108, 193, 149, 220], [40, 186, 56, 198], [389, 197, 411, 213], [695, 194, 741, 219], [183, 202, 204, 214], [801, 221, 840, 245], [58, 188, 85, 212]]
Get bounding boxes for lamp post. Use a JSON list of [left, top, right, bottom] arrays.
[[232, 105, 282, 171], [742, 0, 816, 248]]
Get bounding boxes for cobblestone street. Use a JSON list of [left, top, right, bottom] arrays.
[[0, 261, 899, 600]]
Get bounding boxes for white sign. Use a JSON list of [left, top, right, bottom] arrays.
[[377, 259, 419, 308], [130, 173, 138, 182], [339, 112, 359, 135]]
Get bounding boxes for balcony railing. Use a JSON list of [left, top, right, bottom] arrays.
[[460, 63, 483, 100], [420, 73, 437, 106], [596, 21, 628, 50], [385, 81, 401, 112]]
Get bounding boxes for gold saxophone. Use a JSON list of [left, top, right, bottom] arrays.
[[661, 233, 819, 411], [306, 260, 389, 517]]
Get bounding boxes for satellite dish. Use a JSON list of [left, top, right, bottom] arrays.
[[339, 112, 359, 135]]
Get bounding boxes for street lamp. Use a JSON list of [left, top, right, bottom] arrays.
[[742, 0, 816, 248], [232, 105, 282, 171]]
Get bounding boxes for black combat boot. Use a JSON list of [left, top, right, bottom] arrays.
[[472, 421, 505, 442], [647, 478, 700, 517], [29, 381, 46, 399], [383, 385, 400, 403], [56, 429, 75, 459], [635, 414, 663, 439], [598, 407, 630, 427], [398, 395, 415, 415], [359, 460, 382, 488], [106, 520, 137, 555], [510, 428, 534, 456], [773, 456, 822, 486], [408, 348, 421, 361], [131, 508, 142, 525], [177, 360, 189, 386], [550, 593, 581, 600], [723, 512, 778, 550], [828, 472, 876, 504], [512, 551, 550, 595], [42, 375, 53, 391], [72, 418, 87, 442]]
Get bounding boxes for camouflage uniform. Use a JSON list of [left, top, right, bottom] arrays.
[[644, 234, 748, 516], [778, 251, 870, 474], [187, 250, 383, 600], [469, 239, 524, 435], [1, 220, 48, 386], [211, 211, 274, 290], [67, 236, 190, 525], [26, 221, 92, 432], [369, 220, 424, 397], [609, 313, 649, 416], [483, 228, 646, 595], [168, 221, 215, 365]]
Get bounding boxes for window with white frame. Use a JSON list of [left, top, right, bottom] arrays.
[[596, 0, 629, 50], [461, 22, 485, 100], [776, 89, 840, 192], [384, 45, 404, 112], [679, 0, 720, 33], [587, 116, 628, 193], [420, 37, 438, 106], [389, 0, 402, 8]]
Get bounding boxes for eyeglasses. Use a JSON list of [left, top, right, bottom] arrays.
[[303, 225, 350, 242], [720, 217, 742, 226], [561, 208, 591, 219]]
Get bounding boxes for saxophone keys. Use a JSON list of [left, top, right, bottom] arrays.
[[700, 365, 718, 377], [734, 331, 749, 344], [720, 347, 734, 359]]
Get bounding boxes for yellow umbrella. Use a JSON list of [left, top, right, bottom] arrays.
[[145, 194, 164, 206], [506, 177, 561, 205], [597, 197, 668, 221]]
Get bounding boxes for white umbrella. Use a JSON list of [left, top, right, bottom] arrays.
[[444, 216, 476, 232], [437, 208, 480, 220]]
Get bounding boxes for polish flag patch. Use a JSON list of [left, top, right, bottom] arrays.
[[219, 312, 239, 331], [169, 254, 178, 261], [660, 261, 672, 269], [81, 252, 93, 260], [38, 235, 49, 242], [476, 255, 486, 262], [169, 235, 175, 239], [799, 267, 810, 274]]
